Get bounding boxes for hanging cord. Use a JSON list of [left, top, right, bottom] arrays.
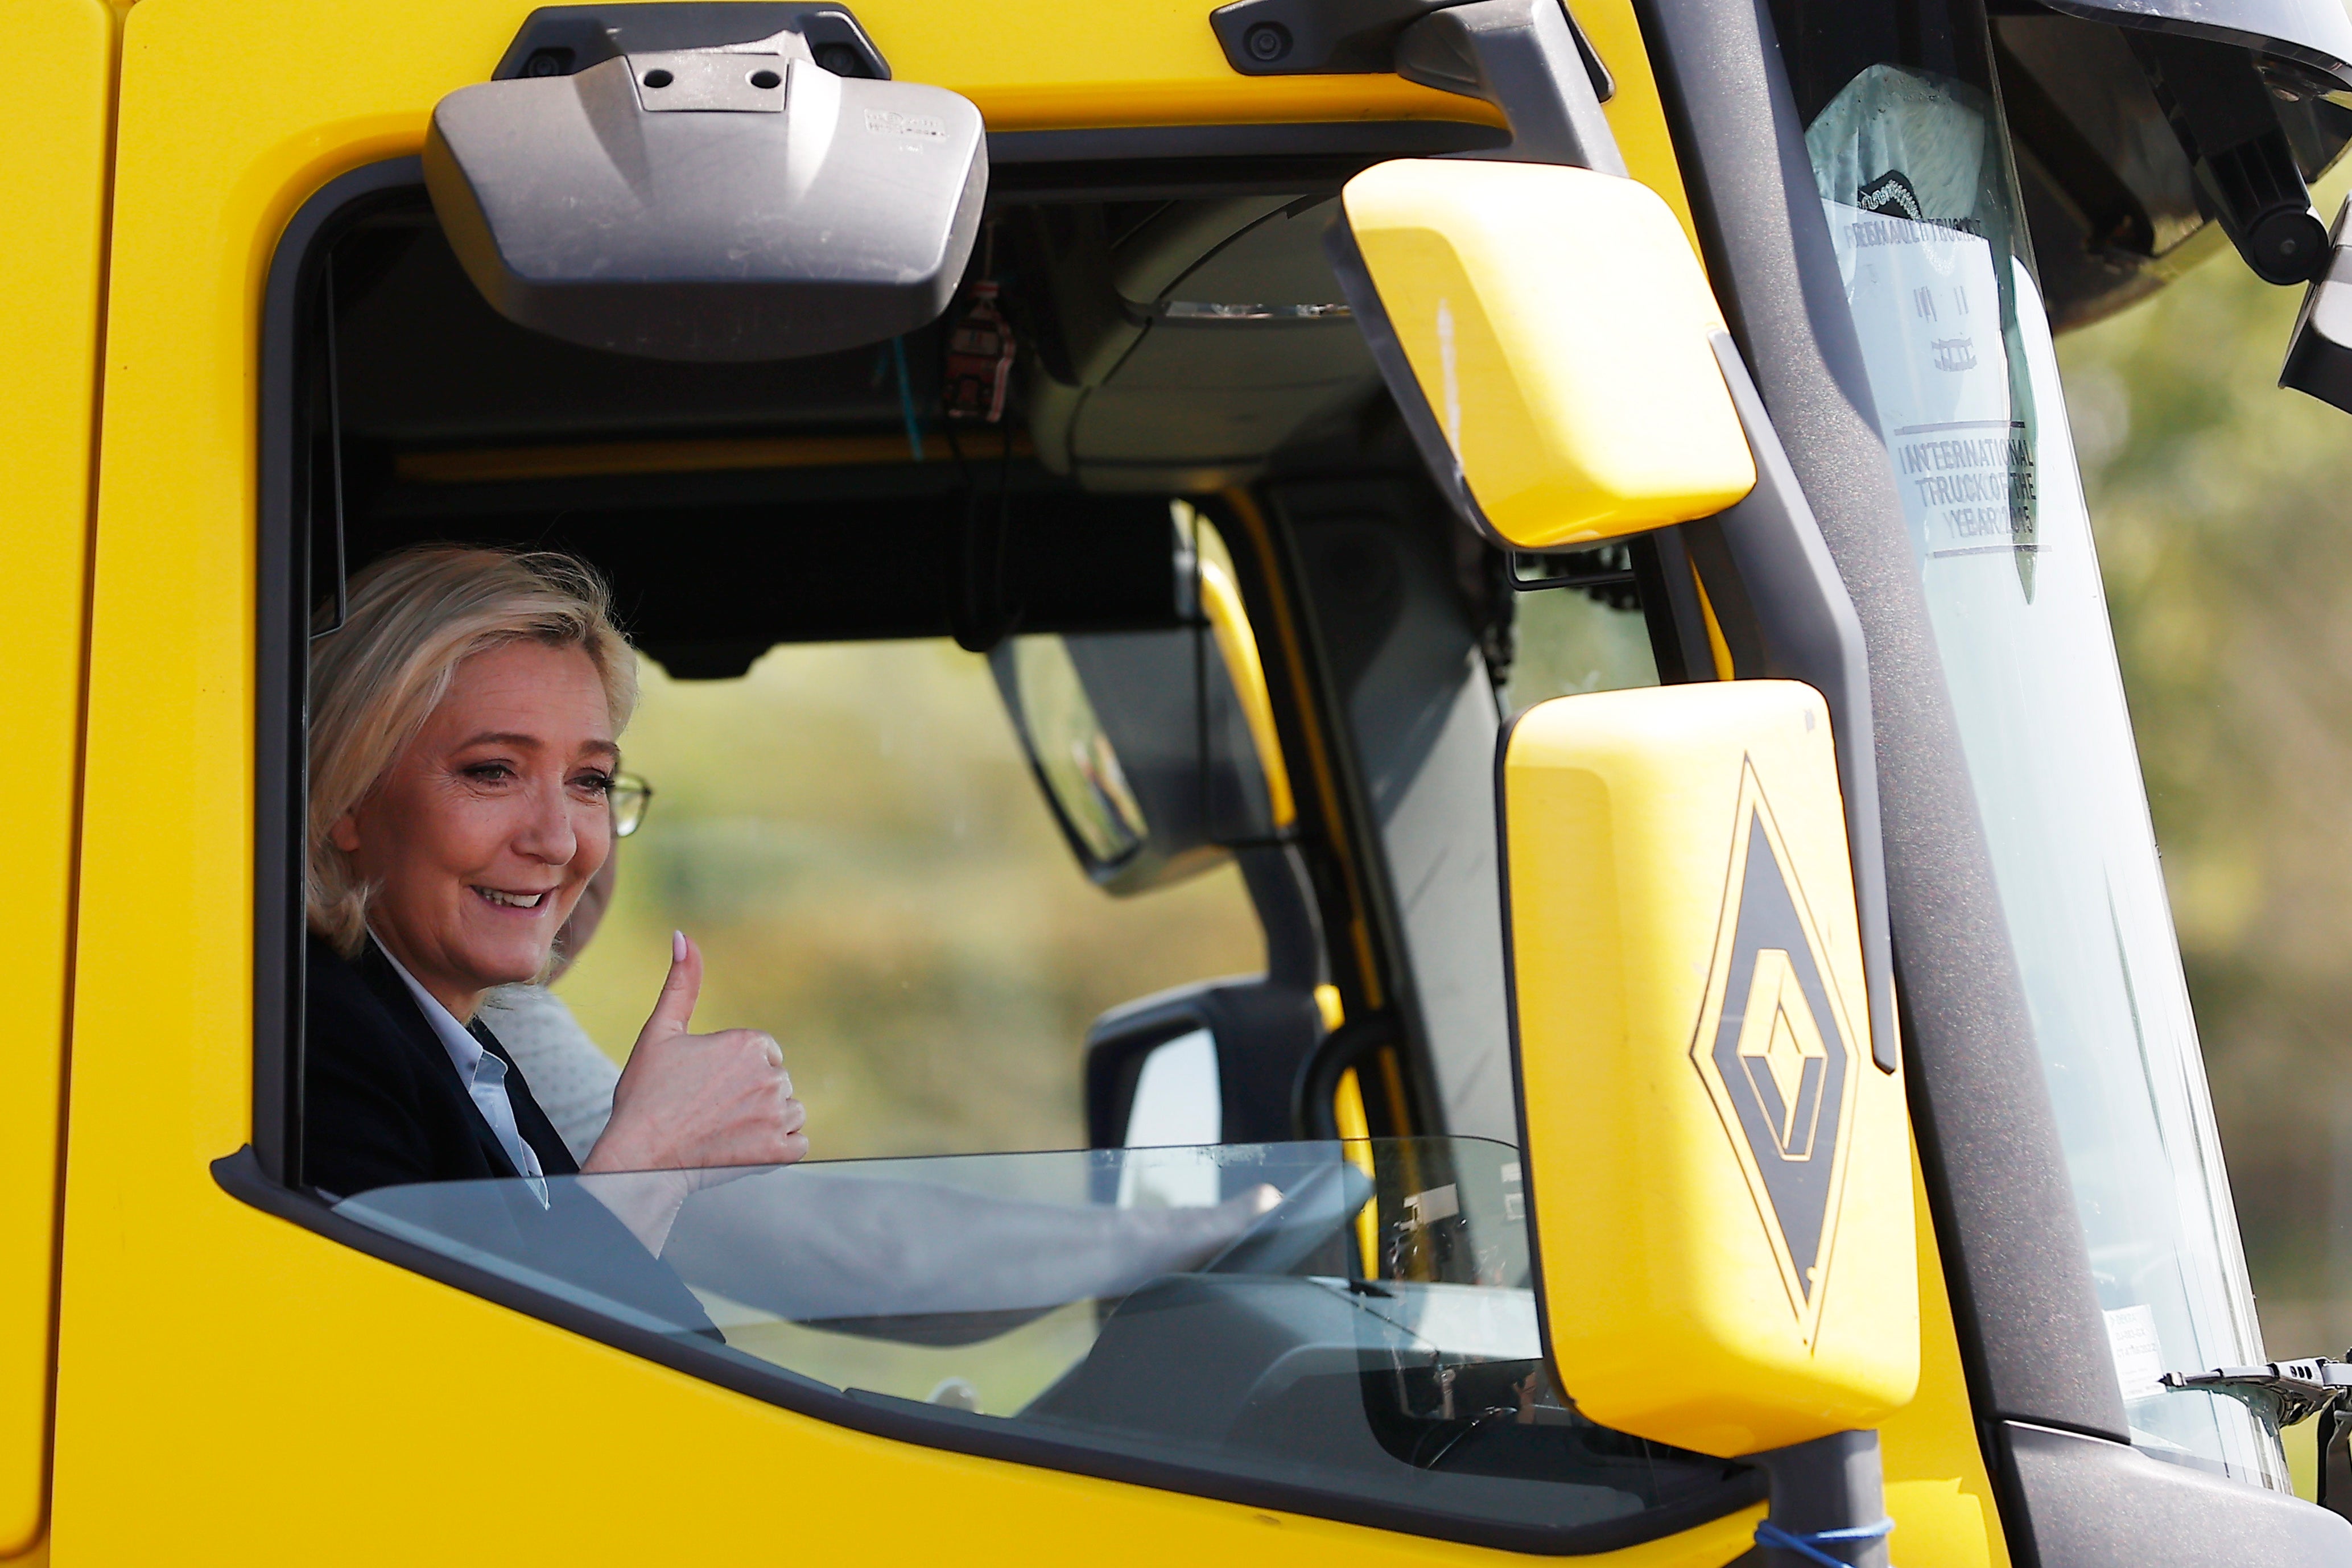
[[1754, 1516, 1895, 1568], [936, 320, 1018, 651], [310, 257, 350, 640]]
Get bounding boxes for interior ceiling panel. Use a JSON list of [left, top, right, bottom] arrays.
[[1062, 193, 1383, 484], [330, 174, 1396, 493]]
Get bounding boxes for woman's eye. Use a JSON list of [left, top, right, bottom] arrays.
[[464, 763, 515, 783], [572, 773, 615, 797]]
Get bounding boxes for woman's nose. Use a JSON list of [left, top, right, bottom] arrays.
[[511, 775, 581, 864]]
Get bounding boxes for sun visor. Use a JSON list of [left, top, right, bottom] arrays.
[[424, 31, 985, 362]]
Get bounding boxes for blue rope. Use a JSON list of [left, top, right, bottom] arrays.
[[1754, 1516, 1896, 1567], [890, 337, 925, 462]]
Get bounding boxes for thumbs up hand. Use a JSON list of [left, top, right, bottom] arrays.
[[583, 930, 809, 1179]]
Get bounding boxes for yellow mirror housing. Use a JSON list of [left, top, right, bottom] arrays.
[[1330, 160, 1757, 551], [1500, 681, 1917, 1458]]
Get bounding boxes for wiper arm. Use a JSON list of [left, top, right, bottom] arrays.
[[2161, 1354, 2352, 1428]]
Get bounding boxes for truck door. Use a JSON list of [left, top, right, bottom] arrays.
[[0, 1, 113, 1556]]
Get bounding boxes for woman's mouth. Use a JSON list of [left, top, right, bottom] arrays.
[[473, 885, 549, 910]]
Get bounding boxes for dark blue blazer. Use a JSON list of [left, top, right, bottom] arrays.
[[303, 931, 715, 1336], [303, 931, 579, 1196]]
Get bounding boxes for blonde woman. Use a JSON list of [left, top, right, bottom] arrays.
[[304, 546, 804, 1256]]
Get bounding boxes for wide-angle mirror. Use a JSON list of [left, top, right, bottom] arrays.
[[1324, 159, 1756, 552], [991, 511, 1293, 894], [333, 1136, 1760, 1538]]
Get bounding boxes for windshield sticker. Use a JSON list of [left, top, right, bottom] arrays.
[[1809, 64, 2042, 596]]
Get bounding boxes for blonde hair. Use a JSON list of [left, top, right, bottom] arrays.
[[307, 546, 638, 955]]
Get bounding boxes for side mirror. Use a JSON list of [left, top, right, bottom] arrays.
[[423, 29, 985, 361], [1326, 159, 1756, 550], [1499, 680, 1917, 1458], [991, 543, 1293, 894]]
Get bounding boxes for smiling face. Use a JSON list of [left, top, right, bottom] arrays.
[[331, 639, 618, 1019]]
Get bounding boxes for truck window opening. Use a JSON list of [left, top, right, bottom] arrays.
[[245, 160, 1762, 1555]]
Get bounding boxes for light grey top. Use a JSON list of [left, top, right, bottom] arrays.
[[480, 983, 621, 1163]]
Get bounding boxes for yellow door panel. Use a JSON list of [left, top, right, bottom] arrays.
[[0, 0, 114, 1555], [65, 1198, 1774, 1566]]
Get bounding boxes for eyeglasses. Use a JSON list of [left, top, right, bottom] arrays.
[[609, 773, 654, 837]]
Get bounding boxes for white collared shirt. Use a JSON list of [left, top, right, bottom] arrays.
[[374, 936, 550, 1207]]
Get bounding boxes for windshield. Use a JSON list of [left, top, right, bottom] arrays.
[[1784, 5, 2274, 1482], [335, 1136, 1756, 1544]]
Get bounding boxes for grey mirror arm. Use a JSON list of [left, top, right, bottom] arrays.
[[1205, 0, 1623, 173], [1394, 0, 1627, 175], [1705, 336, 1900, 1075]]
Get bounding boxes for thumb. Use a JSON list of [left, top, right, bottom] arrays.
[[641, 929, 702, 1041]]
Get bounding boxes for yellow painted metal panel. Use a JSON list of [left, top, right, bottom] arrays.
[[1877, 1139, 2011, 1568], [60, 2, 1718, 1562], [1577, 0, 1703, 257], [1342, 160, 1757, 550], [1503, 681, 1918, 1456], [0, 0, 113, 1554], [1199, 557, 1296, 830], [59, 1204, 1771, 1564]]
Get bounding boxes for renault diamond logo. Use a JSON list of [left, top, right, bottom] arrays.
[[1690, 761, 1862, 1344], [1738, 948, 1830, 1160]]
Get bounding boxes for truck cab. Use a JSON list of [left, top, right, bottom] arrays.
[[11, 0, 2352, 1562]]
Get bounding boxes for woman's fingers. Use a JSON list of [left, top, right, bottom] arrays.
[[593, 933, 807, 1177], [714, 1029, 785, 1082], [637, 929, 703, 1047], [595, 1014, 806, 1176]]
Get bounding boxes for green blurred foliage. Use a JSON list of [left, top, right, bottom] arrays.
[[555, 639, 1265, 1161], [1503, 582, 1660, 711], [2060, 182, 2352, 1321]]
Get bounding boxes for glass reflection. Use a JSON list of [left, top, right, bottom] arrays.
[[1000, 634, 1150, 866], [336, 1138, 1756, 1536]]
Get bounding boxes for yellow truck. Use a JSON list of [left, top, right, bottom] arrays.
[[15, 0, 2352, 1562]]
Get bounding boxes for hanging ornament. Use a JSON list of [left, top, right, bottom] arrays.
[[943, 280, 1015, 423]]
